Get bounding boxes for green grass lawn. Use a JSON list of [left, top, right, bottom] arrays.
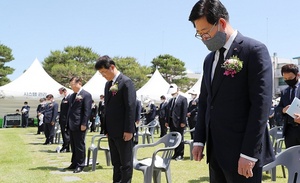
[[0, 127, 287, 183]]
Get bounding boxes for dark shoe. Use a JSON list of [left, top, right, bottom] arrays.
[[175, 156, 183, 161], [60, 148, 70, 153], [73, 166, 84, 173], [65, 164, 76, 170], [43, 142, 49, 145]]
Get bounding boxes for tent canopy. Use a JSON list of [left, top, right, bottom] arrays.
[[136, 69, 170, 102], [0, 58, 70, 99], [186, 74, 202, 96], [82, 71, 107, 100]]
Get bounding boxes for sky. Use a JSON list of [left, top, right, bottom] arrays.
[[1, 0, 299, 81]]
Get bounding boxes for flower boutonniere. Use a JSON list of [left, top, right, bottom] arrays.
[[109, 82, 118, 96], [75, 95, 83, 101], [221, 56, 243, 77]]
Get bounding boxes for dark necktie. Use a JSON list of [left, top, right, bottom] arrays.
[[290, 86, 296, 103], [170, 98, 176, 116], [212, 47, 226, 93]]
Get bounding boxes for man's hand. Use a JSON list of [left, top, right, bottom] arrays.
[[180, 123, 186, 128], [294, 113, 300, 123], [50, 122, 55, 126], [80, 125, 86, 131], [192, 146, 205, 161], [123, 132, 133, 141], [282, 105, 290, 114], [238, 157, 255, 178], [187, 112, 191, 117], [165, 123, 169, 127]]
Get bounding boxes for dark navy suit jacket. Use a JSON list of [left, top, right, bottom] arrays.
[[275, 83, 300, 136], [195, 32, 275, 171], [104, 73, 136, 138], [67, 89, 92, 131]]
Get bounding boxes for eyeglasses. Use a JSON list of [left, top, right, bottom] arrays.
[[195, 22, 217, 40]]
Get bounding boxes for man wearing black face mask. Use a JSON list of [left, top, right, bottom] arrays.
[[275, 64, 300, 148]]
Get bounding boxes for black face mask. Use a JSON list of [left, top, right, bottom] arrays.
[[285, 77, 298, 87]]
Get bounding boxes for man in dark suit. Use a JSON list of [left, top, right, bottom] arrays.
[[166, 83, 188, 161], [189, 0, 275, 182], [95, 55, 136, 183], [90, 100, 98, 132], [66, 77, 92, 173], [187, 90, 199, 139], [145, 100, 156, 125], [58, 87, 71, 152], [97, 94, 105, 134], [275, 64, 300, 148], [41, 94, 58, 145], [21, 101, 30, 128], [36, 98, 46, 134], [158, 95, 168, 137]]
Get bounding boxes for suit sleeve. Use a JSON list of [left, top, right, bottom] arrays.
[[51, 103, 58, 123], [241, 43, 273, 158], [123, 79, 136, 133], [81, 92, 93, 127], [181, 97, 188, 124], [194, 61, 209, 144]]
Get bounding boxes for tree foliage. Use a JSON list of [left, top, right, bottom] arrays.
[[113, 56, 151, 90], [151, 54, 186, 83], [43, 46, 99, 87], [0, 44, 15, 86]]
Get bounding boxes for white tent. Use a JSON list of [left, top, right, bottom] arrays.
[[82, 71, 107, 100], [0, 58, 69, 100], [186, 74, 203, 95], [136, 69, 170, 102]]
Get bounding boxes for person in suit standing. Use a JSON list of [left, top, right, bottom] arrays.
[[145, 100, 156, 125], [90, 100, 98, 132], [65, 76, 92, 173], [189, 0, 275, 182], [187, 90, 199, 139], [158, 95, 168, 137], [40, 94, 58, 145], [97, 94, 105, 134], [21, 101, 30, 128], [95, 55, 136, 183], [36, 98, 46, 134], [58, 87, 71, 152], [275, 64, 300, 148], [166, 83, 188, 161]]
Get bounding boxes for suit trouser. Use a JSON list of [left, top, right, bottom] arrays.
[[159, 117, 167, 137], [60, 121, 70, 150], [284, 124, 300, 148], [209, 146, 262, 183], [44, 123, 55, 143], [188, 118, 196, 139], [69, 130, 86, 167], [169, 119, 184, 157], [22, 116, 28, 127], [108, 136, 133, 183]]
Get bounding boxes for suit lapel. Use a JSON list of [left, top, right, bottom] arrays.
[[205, 53, 215, 96], [211, 34, 243, 99], [106, 74, 122, 104]]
